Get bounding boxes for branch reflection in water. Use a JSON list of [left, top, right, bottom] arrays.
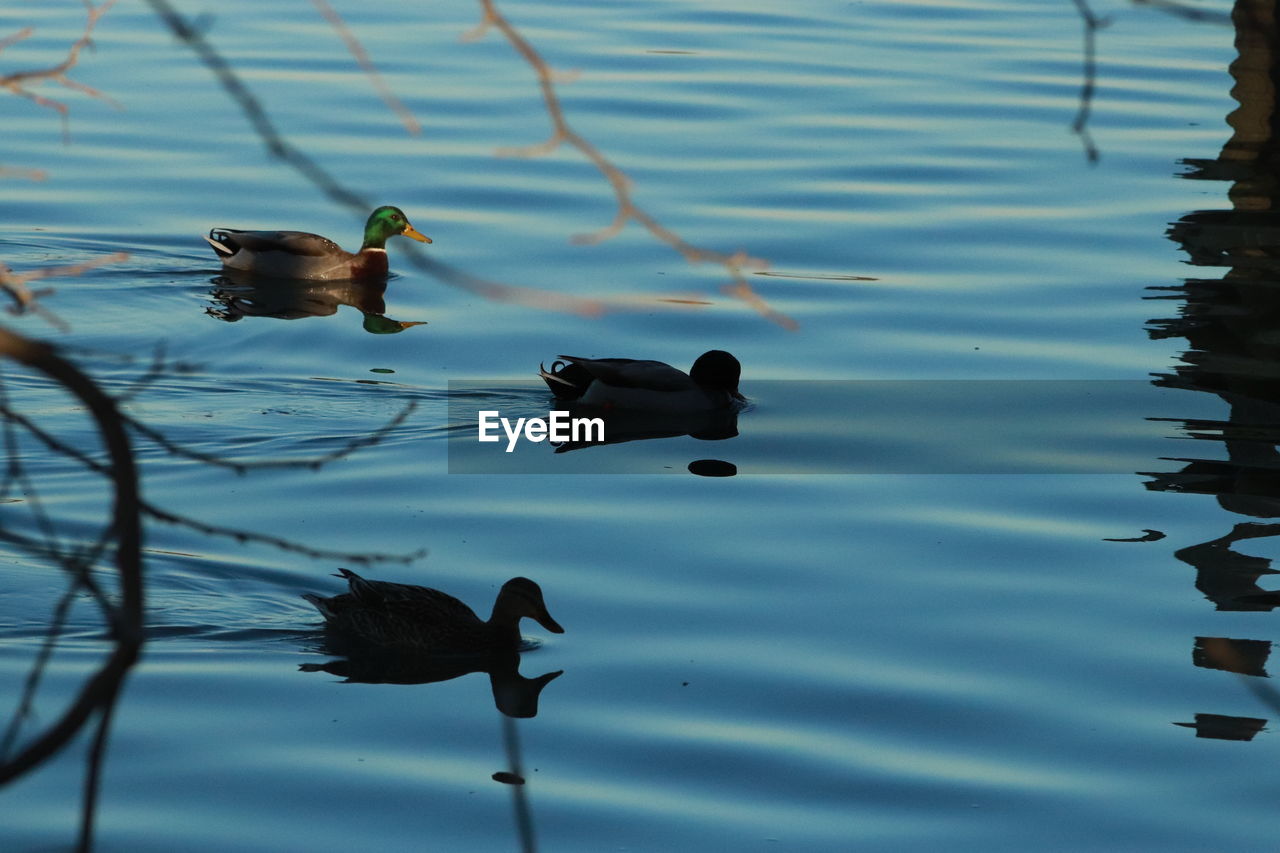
[[1145, 0, 1280, 735]]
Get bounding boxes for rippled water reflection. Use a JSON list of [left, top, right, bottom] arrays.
[[5, 0, 1277, 851]]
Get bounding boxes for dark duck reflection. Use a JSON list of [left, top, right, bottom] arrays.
[[299, 651, 562, 719], [206, 276, 427, 334], [300, 571, 564, 717]]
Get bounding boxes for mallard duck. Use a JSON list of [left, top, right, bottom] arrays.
[[302, 569, 563, 654], [205, 205, 431, 281], [539, 350, 744, 412]]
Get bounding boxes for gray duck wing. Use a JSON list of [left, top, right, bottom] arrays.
[[214, 229, 346, 257]]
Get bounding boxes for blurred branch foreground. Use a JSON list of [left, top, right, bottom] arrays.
[[0, 319, 422, 853], [0, 328, 142, 853]]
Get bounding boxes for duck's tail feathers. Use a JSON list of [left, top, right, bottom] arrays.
[[539, 362, 576, 388], [205, 232, 234, 257], [334, 568, 384, 604], [301, 593, 333, 619]]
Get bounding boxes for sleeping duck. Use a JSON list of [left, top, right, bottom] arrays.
[[539, 350, 744, 412], [302, 570, 563, 655], [205, 205, 430, 281]]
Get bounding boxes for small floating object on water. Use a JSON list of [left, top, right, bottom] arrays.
[[302, 569, 563, 654], [688, 459, 737, 477], [205, 205, 431, 281], [539, 350, 744, 413], [492, 771, 525, 785], [1102, 529, 1165, 543]]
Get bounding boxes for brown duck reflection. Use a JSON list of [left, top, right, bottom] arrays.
[[1147, 0, 1280, 736], [206, 275, 427, 334]]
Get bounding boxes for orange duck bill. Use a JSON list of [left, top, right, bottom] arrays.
[[402, 223, 432, 243]]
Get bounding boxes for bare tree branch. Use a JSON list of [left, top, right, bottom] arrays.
[[310, 0, 421, 136], [0, 253, 131, 332], [471, 0, 796, 329], [0, 1, 122, 143], [0, 330, 142, 797]]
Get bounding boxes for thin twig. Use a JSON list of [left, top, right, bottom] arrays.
[[119, 400, 419, 473], [0, 253, 131, 332], [77, 686, 120, 853], [1131, 0, 1232, 25], [1069, 0, 1109, 164], [138, 497, 426, 565], [0, 1, 123, 143], [310, 0, 421, 135]]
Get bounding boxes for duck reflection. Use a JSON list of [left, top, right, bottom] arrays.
[[547, 404, 739, 454], [537, 351, 743, 474], [299, 571, 564, 717], [300, 647, 562, 718], [1148, 0, 1280, 735], [206, 275, 427, 334], [1174, 713, 1267, 741]]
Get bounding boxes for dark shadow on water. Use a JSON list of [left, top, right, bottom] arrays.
[[1145, 0, 1280, 737], [445, 382, 745, 474], [206, 275, 427, 334], [298, 636, 563, 719], [548, 404, 739, 455]]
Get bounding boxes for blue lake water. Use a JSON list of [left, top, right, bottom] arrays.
[[4, 0, 1279, 850]]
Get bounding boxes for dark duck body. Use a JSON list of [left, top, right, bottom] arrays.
[[302, 569, 563, 654], [539, 350, 744, 413]]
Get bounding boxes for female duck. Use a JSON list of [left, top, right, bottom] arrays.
[[303, 569, 563, 654], [205, 205, 430, 281], [539, 350, 744, 413]]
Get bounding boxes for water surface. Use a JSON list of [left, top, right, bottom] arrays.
[[3, 1, 1275, 851]]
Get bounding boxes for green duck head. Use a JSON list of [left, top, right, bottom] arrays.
[[361, 206, 432, 250]]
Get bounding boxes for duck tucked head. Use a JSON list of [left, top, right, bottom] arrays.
[[690, 350, 742, 397], [362, 205, 432, 250], [492, 577, 564, 634]]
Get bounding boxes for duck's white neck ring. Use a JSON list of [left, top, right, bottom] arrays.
[[361, 247, 388, 254]]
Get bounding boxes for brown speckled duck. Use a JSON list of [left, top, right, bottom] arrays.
[[302, 569, 563, 654], [205, 206, 431, 281]]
